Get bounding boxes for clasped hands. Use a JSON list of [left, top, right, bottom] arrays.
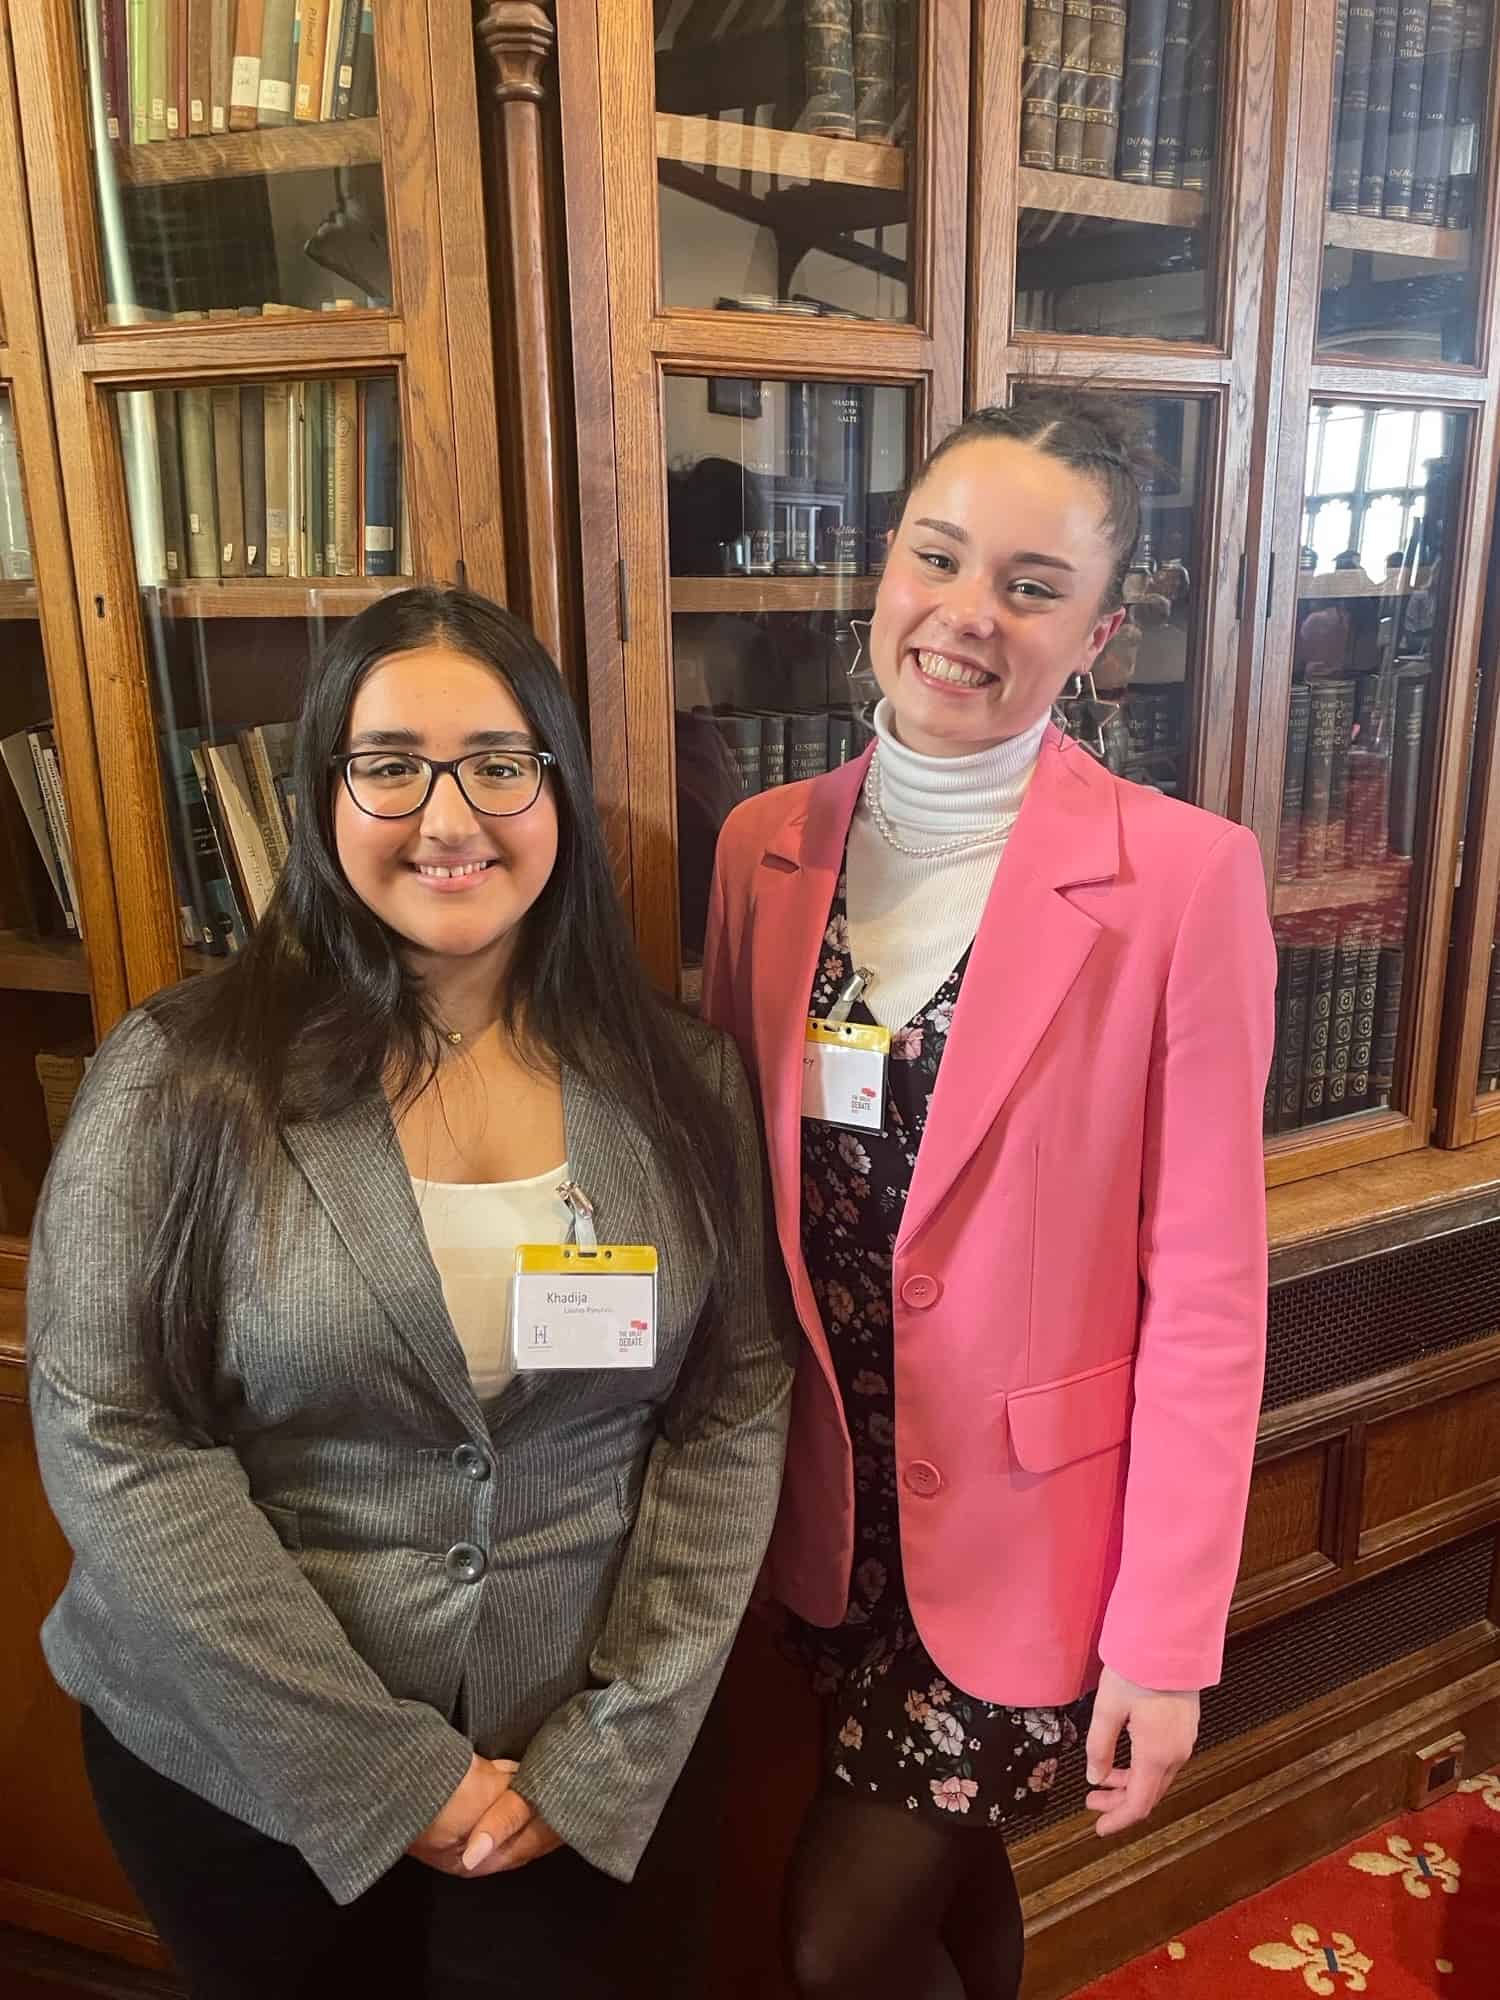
[[407, 1753, 563, 1878], [1083, 1665, 1200, 1837]]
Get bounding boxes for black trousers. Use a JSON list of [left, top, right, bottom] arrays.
[[81, 1709, 629, 2000]]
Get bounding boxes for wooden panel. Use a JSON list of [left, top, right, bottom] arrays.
[[670, 577, 878, 614], [0, 933, 90, 997], [655, 114, 904, 192], [1361, 1380, 1500, 1557], [1267, 1134, 1500, 1278], [1322, 212, 1471, 264], [1236, 1441, 1339, 1589], [114, 119, 382, 188], [1016, 167, 1207, 231]]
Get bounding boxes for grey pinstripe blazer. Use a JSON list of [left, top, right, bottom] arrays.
[[27, 1000, 792, 1906]]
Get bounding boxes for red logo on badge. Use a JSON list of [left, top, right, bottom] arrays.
[[860, 1086, 877, 1098], [629, 1319, 648, 1332]]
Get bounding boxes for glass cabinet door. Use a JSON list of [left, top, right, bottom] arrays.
[[1015, 0, 1225, 339], [655, 1, 918, 322], [1264, 399, 1468, 1141], [1319, 2, 1493, 365], [1480, 882, 1500, 1100], [80, 0, 389, 324]]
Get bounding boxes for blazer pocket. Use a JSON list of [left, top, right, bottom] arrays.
[[1006, 1355, 1135, 1475], [255, 1501, 302, 1551]]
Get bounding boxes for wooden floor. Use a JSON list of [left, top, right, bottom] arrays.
[[0, 1927, 182, 1998]]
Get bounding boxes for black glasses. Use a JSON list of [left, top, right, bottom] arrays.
[[333, 749, 556, 819]]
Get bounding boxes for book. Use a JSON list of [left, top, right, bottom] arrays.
[[1385, 0, 1430, 215], [30, 731, 83, 942], [1444, 0, 1489, 226], [229, 0, 266, 129], [1275, 920, 1315, 1131], [330, 0, 364, 117], [804, 0, 857, 138], [264, 378, 290, 575], [1370, 932, 1405, 1101], [1298, 679, 1355, 879], [1412, 0, 1462, 223], [1329, 0, 1350, 187], [360, 375, 399, 576], [101, 0, 129, 141], [189, 743, 252, 942], [153, 389, 187, 583], [34, 1049, 90, 1148], [1324, 677, 1358, 870], [1056, 0, 1093, 174], [1080, 0, 1126, 178], [286, 377, 304, 576], [712, 712, 763, 801], [1300, 914, 1340, 1123], [1332, 2, 1377, 213], [1388, 670, 1428, 854], [349, 0, 377, 119], [240, 381, 267, 575], [1358, 0, 1399, 214], [332, 376, 358, 575], [827, 710, 856, 767], [851, 0, 895, 141], [239, 721, 297, 866], [209, 0, 234, 131], [187, 0, 213, 133], [0, 727, 71, 929], [320, 0, 346, 117], [753, 713, 787, 792], [210, 381, 246, 576], [174, 0, 191, 137], [148, 0, 169, 140], [303, 379, 325, 576], [1119, 0, 1170, 182], [160, 728, 242, 952], [294, 0, 331, 120], [202, 740, 278, 919], [0, 394, 33, 581], [1478, 934, 1500, 1090], [1322, 919, 1363, 1119], [129, 0, 150, 143], [1275, 684, 1311, 884], [786, 711, 831, 783], [1151, 0, 1192, 186], [1344, 743, 1392, 865], [1266, 937, 1288, 1133], [1346, 918, 1382, 1112], [1181, 0, 1219, 192], [177, 380, 220, 579], [1021, 0, 1065, 169], [257, 0, 297, 124]]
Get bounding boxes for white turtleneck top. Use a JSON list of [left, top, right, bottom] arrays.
[[845, 699, 1049, 1033]]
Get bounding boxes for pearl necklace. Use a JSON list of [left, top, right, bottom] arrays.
[[861, 760, 1013, 860]]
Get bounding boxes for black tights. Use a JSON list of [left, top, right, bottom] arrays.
[[783, 1789, 1025, 2000]]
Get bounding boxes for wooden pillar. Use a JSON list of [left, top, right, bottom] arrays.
[[475, 2, 567, 668]]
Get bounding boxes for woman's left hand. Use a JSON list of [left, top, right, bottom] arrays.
[[1084, 1666, 1200, 1837], [460, 1787, 564, 1876]]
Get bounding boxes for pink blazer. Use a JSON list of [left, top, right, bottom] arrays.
[[703, 728, 1277, 1706]]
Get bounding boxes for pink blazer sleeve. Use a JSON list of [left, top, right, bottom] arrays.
[[1098, 823, 1277, 1691]]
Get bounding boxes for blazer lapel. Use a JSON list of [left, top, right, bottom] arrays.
[[899, 731, 1119, 1250]]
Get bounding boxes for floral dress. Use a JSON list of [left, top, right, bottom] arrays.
[[790, 869, 1093, 1830]]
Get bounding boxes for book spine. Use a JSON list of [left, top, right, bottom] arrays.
[[186, 0, 213, 133], [758, 715, 787, 791], [851, 0, 895, 142], [1275, 927, 1315, 1131], [264, 380, 290, 575], [331, 0, 362, 117], [147, 0, 168, 140], [208, 0, 233, 131], [1181, 0, 1220, 192], [230, 0, 266, 129], [1275, 684, 1312, 883], [1322, 918, 1363, 1119], [1332, 3, 1377, 213], [1479, 931, 1500, 1089], [332, 377, 358, 575], [205, 743, 277, 919], [832, 382, 867, 573], [191, 746, 250, 945], [287, 380, 303, 577], [33, 735, 83, 936], [786, 714, 831, 783], [101, 0, 128, 141], [1444, 0, 1488, 226], [1359, 0, 1400, 213], [242, 726, 293, 866], [349, 0, 376, 117], [804, 0, 857, 138], [174, 0, 190, 137], [34, 1052, 89, 1148], [1345, 918, 1382, 1112], [1021, 0, 1065, 170], [1370, 933, 1406, 1101], [1344, 745, 1392, 866], [210, 382, 246, 577], [1300, 915, 1340, 1123], [1330, 0, 1350, 187], [128, 0, 150, 144], [1080, 1, 1126, 178], [153, 388, 187, 584], [715, 715, 763, 801], [1266, 939, 1284, 1134], [1119, 0, 1170, 183], [257, 0, 297, 124], [1324, 678, 1358, 870], [322, 371, 339, 574], [240, 382, 267, 575], [304, 380, 325, 576], [320, 0, 344, 117], [1298, 679, 1346, 878], [1150, 0, 1191, 185], [294, 0, 330, 119], [1388, 673, 1427, 853], [1386, 0, 1431, 215], [360, 376, 398, 575], [1056, 0, 1093, 174], [827, 710, 856, 768], [177, 383, 220, 578], [1412, 0, 1462, 222]]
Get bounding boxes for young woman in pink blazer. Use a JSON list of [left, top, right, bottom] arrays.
[[702, 392, 1278, 2000]]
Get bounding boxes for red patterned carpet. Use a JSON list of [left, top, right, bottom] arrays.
[[1070, 1771, 1500, 1997]]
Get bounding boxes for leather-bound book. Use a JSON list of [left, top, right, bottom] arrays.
[[1358, 0, 1399, 214], [1056, 0, 1094, 173], [1021, 0, 1065, 169], [1385, 0, 1431, 217], [1331, 3, 1377, 214], [1182, 0, 1220, 193], [804, 0, 858, 138], [1444, 0, 1489, 227], [1119, 0, 1170, 182], [1151, 0, 1193, 186], [1081, 1, 1127, 179], [1412, 0, 1462, 223], [853, 0, 896, 141]]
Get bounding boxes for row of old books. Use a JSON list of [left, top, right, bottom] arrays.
[[0, 398, 33, 582], [153, 365, 402, 583], [103, 0, 377, 146], [1267, 904, 1405, 1133], [1274, 670, 1428, 884], [801, 0, 912, 145], [1482, 908, 1500, 1092], [161, 722, 297, 953], [1020, 0, 1218, 189], [1329, 0, 1489, 226], [701, 706, 875, 801], [0, 727, 82, 938]]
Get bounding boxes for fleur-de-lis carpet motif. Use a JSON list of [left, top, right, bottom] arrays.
[[1348, 1833, 1461, 1898], [1249, 1925, 1373, 1994], [1459, 1771, 1500, 1812]]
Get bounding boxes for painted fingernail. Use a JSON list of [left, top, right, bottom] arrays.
[[462, 1833, 495, 1870]]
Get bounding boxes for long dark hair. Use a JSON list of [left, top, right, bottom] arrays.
[[142, 588, 736, 1431]]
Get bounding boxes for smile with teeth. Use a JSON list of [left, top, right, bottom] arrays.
[[414, 859, 495, 879], [913, 648, 997, 690]]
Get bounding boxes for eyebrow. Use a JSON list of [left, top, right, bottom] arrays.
[[346, 727, 537, 750], [911, 518, 1077, 574]]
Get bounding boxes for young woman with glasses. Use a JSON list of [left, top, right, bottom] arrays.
[[28, 588, 792, 1999]]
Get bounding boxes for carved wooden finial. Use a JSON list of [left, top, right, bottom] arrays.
[[475, 1, 555, 105]]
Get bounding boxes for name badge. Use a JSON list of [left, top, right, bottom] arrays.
[[511, 1244, 658, 1371], [802, 1017, 890, 1134]]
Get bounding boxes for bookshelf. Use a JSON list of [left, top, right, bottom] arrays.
[[0, 581, 36, 617], [1297, 571, 1427, 600], [159, 578, 405, 621], [115, 117, 383, 189], [1323, 212, 1472, 267], [1016, 167, 1208, 233], [0, 930, 90, 996], [654, 113, 904, 193], [1273, 860, 1414, 920], [670, 576, 880, 614]]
